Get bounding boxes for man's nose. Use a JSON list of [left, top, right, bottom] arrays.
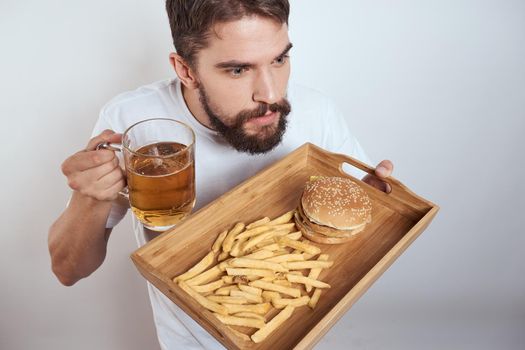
[[252, 68, 280, 105]]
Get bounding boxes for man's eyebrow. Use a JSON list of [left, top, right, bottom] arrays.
[[215, 42, 293, 69]]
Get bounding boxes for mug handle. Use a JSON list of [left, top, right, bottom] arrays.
[[96, 142, 129, 198]]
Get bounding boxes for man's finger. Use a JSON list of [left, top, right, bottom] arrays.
[[62, 150, 116, 175], [362, 174, 391, 193], [374, 160, 393, 178], [85, 130, 122, 151]]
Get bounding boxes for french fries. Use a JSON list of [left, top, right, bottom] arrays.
[[276, 237, 321, 255], [176, 210, 335, 344], [249, 280, 301, 298], [285, 274, 331, 289], [178, 281, 228, 315], [246, 216, 271, 229], [251, 305, 295, 343], [272, 295, 310, 309], [281, 260, 334, 270], [308, 289, 322, 309], [212, 230, 228, 253], [207, 295, 248, 305], [186, 266, 222, 286], [233, 312, 266, 321], [230, 290, 264, 304], [226, 268, 275, 278], [213, 314, 265, 329], [230, 258, 288, 272], [174, 251, 215, 282], [222, 302, 271, 315], [192, 279, 225, 293], [238, 284, 262, 296], [306, 254, 329, 292]]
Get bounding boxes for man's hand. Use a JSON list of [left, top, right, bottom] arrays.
[[61, 130, 125, 201], [362, 160, 394, 193]]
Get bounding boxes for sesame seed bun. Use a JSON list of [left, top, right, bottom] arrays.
[[301, 177, 372, 231]]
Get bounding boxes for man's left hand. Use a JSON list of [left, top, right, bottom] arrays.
[[362, 160, 394, 193]]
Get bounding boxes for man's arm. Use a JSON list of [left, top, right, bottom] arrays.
[[48, 130, 125, 286]]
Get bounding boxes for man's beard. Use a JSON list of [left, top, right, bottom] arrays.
[[198, 85, 291, 154]]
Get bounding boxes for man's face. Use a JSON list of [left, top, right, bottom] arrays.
[[193, 16, 292, 154]]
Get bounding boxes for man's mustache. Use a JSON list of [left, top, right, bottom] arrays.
[[234, 100, 291, 126]]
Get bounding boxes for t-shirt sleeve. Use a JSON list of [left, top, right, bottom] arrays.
[[91, 109, 130, 229]]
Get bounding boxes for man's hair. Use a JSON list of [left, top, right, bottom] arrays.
[[166, 0, 290, 67]]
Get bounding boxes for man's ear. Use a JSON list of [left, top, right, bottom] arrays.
[[169, 53, 199, 90]]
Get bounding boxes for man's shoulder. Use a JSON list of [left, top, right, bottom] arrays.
[[100, 79, 175, 115]]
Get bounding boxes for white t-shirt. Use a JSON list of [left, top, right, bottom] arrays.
[[92, 78, 371, 349]]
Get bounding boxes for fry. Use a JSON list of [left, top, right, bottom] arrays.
[[218, 259, 232, 272], [192, 279, 225, 293], [251, 305, 295, 343], [276, 237, 321, 255], [238, 284, 262, 296], [213, 313, 265, 329], [222, 303, 271, 315], [226, 268, 275, 278], [214, 285, 239, 296], [272, 295, 310, 309], [230, 238, 247, 257], [233, 275, 253, 284], [230, 258, 288, 272], [285, 231, 302, 240], [178, 281, 228, 315], [174, 251, 215, 282], [308, 289, 322, 309], [306, 254, 329, 292], [212, 230, 228, 253], [242, 231, 279, 252], [273, 279, 292, 287], [258, 243, 280, 251], [233, 312, 266, 321], [246, 217, 271, 229], [267, 210, 295, 225], [282, 260, 333, 270], [207, 295, 248, 304], [222, 223, 245, 253], [261, 291, 280, 302], [241, 250, 274, 260], [218, 251, 230, 262], [230, 290, 264, 304], [186, 266, 222, 286], [221, 275, 234, 284], [302, 252, 315, 260], [285, 274, 330, 289], [249, 280, 301, 298], [259, 276, 276, 282], [235, 226, 272, 241], [265, 254, 305, 263]]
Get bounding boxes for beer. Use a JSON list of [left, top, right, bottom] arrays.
[[127, 141, 195, 230]]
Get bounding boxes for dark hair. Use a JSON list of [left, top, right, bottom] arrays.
[[166, 0, 290, 67]]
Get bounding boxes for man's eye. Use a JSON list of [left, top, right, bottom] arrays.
[[274, 55, 289, 66], [230, 67, 246, 76]]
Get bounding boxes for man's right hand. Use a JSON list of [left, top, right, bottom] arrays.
[[61, 130, 125, 201]]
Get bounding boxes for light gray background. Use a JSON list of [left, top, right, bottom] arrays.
[[1, 0, 523, 349]]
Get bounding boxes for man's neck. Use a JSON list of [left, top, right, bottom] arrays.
[[181, 84, 214, 130]]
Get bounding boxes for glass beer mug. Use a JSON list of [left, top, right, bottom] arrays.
[[99, 118, 196, 232]]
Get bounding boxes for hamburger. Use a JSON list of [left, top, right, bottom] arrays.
[[294, 176, 372, 244]]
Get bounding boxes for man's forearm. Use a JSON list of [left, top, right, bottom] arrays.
[[48, 192, 113, 286]]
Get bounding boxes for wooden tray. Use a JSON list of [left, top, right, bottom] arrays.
[[131, 143, 439, 349]]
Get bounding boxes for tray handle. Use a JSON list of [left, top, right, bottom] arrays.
[[326, 149, 410, 195]]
